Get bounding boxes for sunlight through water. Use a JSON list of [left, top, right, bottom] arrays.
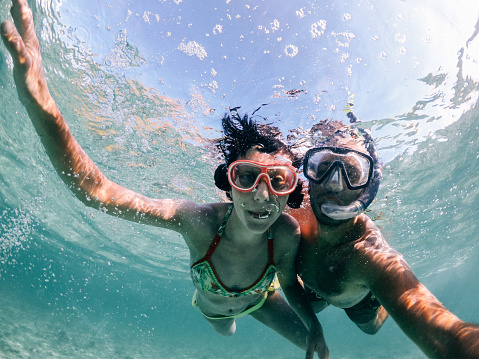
[[1, 0, 478, 358]]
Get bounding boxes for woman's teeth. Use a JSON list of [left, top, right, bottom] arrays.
[[255, 209, 272, 219]]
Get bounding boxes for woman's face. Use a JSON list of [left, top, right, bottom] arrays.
[[230, 146, 292, 234]]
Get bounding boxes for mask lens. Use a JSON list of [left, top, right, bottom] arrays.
[[267, 167, 295, 192], [305, 148, 371, 188], [233, 163, 261, 189], [342, 155, 370, 186], [305, 151, 335, 182], [228, 161, 298, 195]]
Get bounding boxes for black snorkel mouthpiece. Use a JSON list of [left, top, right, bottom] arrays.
[[320, 111, 383, 220]]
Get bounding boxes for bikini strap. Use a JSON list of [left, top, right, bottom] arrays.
[[217, 205, 234, 237], [267, 227, 275, 265], [203, 205, 234, 259]]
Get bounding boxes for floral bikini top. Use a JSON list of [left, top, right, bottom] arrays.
[[190, 206, 277, 298]]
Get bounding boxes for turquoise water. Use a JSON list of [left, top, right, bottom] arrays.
[[0, 0, 478, 358]]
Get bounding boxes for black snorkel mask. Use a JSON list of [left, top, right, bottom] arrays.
[[304, 111, 383, 220]]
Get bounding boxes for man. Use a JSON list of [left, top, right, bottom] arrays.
[[289, 112, 479, 358]]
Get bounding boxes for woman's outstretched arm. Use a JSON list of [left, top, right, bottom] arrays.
[[1, 0, 211, 234]]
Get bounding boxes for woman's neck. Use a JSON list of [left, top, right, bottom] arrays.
[[225, 208, 268, 246]]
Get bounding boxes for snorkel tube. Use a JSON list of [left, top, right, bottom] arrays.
[[320, 111, 383, 220]]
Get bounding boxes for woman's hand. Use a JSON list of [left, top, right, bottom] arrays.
[[1, 0, 56, 114], [306, 321, 329, 359]]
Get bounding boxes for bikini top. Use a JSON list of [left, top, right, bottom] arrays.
[[190, 205, 277, 298]]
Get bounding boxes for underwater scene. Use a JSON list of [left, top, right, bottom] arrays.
[[0, 0, 478, 358]]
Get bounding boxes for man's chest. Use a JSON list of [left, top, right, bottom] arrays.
[[297, 241, 368, 306]]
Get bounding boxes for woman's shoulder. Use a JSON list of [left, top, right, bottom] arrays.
[[205, 202, 233, 217], [270, 213, 301, 267], [185, 201, 232, 226], [274, 212, 300, 231], [180, 202, 232, 252], [271, 212, 301, 247]]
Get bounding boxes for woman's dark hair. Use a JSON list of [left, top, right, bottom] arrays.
[[214, 107, 303, 208]]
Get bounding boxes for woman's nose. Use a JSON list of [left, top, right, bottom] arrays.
[[253, 178, 270, 202]]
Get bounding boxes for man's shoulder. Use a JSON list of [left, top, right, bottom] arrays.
[[350, 224, 407, 278], [287, 204, 319, 240], [351, 215, 397, 258]]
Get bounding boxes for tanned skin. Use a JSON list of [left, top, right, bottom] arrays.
[[1, 1, 328, 357], [289, 137, 479, 358]]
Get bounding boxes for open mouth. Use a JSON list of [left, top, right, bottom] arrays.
[[249, 209, 272, 219]]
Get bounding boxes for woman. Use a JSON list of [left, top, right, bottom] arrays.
[[1, 1, 327, 358]]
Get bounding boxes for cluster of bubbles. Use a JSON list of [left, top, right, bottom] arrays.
[[0, 207, 36, 264], [177, 41, 208, 60]]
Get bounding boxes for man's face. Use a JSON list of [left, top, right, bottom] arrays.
[[307, 137, 368, 226]]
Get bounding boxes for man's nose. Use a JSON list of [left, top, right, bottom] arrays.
[[253, 177, 270, 202], [324, 167, 344, 192]]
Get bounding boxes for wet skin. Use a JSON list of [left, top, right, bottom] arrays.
[[1, 1, 328, 358], [289, 140, 479, 357]]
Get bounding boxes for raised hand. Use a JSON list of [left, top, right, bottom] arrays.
[[1, 0, 56, 114]]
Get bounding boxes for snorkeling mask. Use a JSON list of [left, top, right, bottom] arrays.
[[303, 111, 383, 220], [303, 147, 373, 190], [227, 160, 299, 196]]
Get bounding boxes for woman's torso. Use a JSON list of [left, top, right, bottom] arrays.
[[188, 204, 278, 316]]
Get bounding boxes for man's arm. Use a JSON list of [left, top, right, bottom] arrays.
[[359, 232, 479, 358], [0, 0, 205, 233]]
